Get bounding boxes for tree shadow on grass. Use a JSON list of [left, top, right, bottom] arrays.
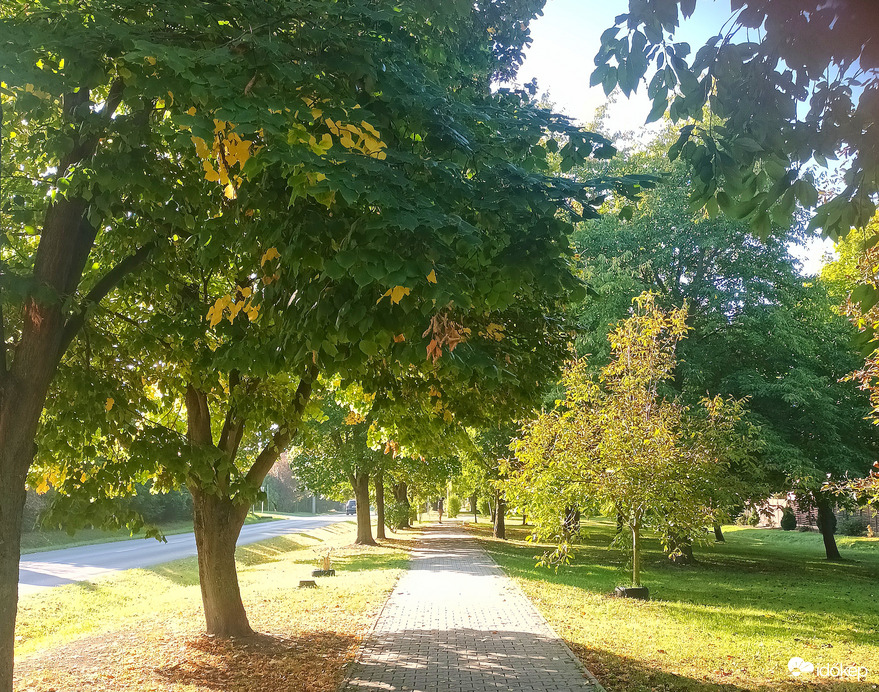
[[570, 644, 876, 692], [153, 630, 358, 691], [478, 524, 879, 649]]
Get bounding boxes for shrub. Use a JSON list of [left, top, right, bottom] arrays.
[[448, 496, 462, 518], [780, 507, 797, 531], [385, 500, 411, 530], [837, 515, 868, 537], [747, 511, 760, 526], [734, 513, 749, 526], [478, 498, 492, 517]]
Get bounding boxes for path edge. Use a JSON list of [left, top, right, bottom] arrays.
[[474, 529, 608, 692], [334, 530, 419, 692]]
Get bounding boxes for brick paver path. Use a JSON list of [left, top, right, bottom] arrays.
[[341, 523, 603, 692]]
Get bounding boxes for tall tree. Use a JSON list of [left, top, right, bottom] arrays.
[[15, 0, 656, 666], [573, 144, 879, 559]]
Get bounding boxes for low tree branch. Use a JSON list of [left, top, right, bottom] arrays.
[[245, 363, 318, 488], [59, 241, 157, 355]]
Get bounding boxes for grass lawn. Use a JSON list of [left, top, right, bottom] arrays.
[[20, 513, 276, 555], [15, 520, 414, 691], [470, 519, 879, 692]]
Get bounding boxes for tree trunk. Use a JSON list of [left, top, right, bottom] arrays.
[[493, 492, 506, 539], [392, 482, 410, 529], [0, 446, 29, 692], [816, 495, 842, 560], [522, 512, 526, 526], [564, 506, 581, 535], [616, 504, 624, 535], [668, 533, 695, 564], [713, 522, 725, 542], [190, 488, 252, 637], [352, 471, 376, 545], [631, 518, 642, 587], [374, 470, 386, 540], [489, 498, 497, 525], [470, 492, 478, 523]]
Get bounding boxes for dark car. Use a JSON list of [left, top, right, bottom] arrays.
[[345, 499, 356, 515]]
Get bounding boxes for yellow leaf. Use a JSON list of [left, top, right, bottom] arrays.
[[203, 160, 220, 182], [186, 106, 197, 116], [105, 397, 115, 412], [261, 247, 280, 266], [361, 120, 380, 137], [239, 286, 252, 298], [390, 285, 410, 304], [426, 269, 437, 284], [393, 333, 406, 343], [228, 301, 244, 322], [224, 182, 237, 200], [192, 136, 210, 158], [146, 56, 157, 65], [35, 478, 49, 495], [311, 108, 323, 119]]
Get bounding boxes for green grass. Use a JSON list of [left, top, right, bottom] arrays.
[[19, 512, 276, 554], [16, 522, 408, 656], [15, 519, 413, 690], [473, 520, 879, 691]]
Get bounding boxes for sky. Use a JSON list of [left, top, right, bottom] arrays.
[[514, 0, 834, 275]]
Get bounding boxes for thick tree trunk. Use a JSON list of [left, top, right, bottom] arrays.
[[816, 496, 842, 560], [352, 471, 376, 545], [713, 522, 725, 542], [190, 488, 252, 636], [392, 482, 411, 529], [493, 492, 506, 540], [470, 492, 478, 523], [0, 444, 29, 692], [375, 470, 386, 540]]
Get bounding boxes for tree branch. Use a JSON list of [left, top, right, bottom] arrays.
[[59, 241, 157, 355], [245, 363, 318, 487], [218, 370, 246, 459]]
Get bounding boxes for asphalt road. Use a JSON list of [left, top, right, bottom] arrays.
[[18, 514, 353, 596]]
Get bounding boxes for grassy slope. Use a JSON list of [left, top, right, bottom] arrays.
[[15, 520, 412, 691], [19, 513, 276, 554], [473, 520, 879, 692]]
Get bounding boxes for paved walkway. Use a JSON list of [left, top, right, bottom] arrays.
[[341, 523, 603, 692]]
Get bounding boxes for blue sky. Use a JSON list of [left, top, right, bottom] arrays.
[[515, 0, 832, 273]]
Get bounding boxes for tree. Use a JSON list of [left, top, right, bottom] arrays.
[[2, 0, 652, 683], [510, 294, 750, 587], [290, 395, 387, 545], [594, 0, 878, 243], [572, 135, 879, 560]]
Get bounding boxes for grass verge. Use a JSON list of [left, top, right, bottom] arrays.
[[20, 513, 276, 555], [15, 520, 414, 691], [470, 519, 879, 692]]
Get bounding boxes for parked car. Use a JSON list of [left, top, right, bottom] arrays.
[[345, 499, 356, 515]]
